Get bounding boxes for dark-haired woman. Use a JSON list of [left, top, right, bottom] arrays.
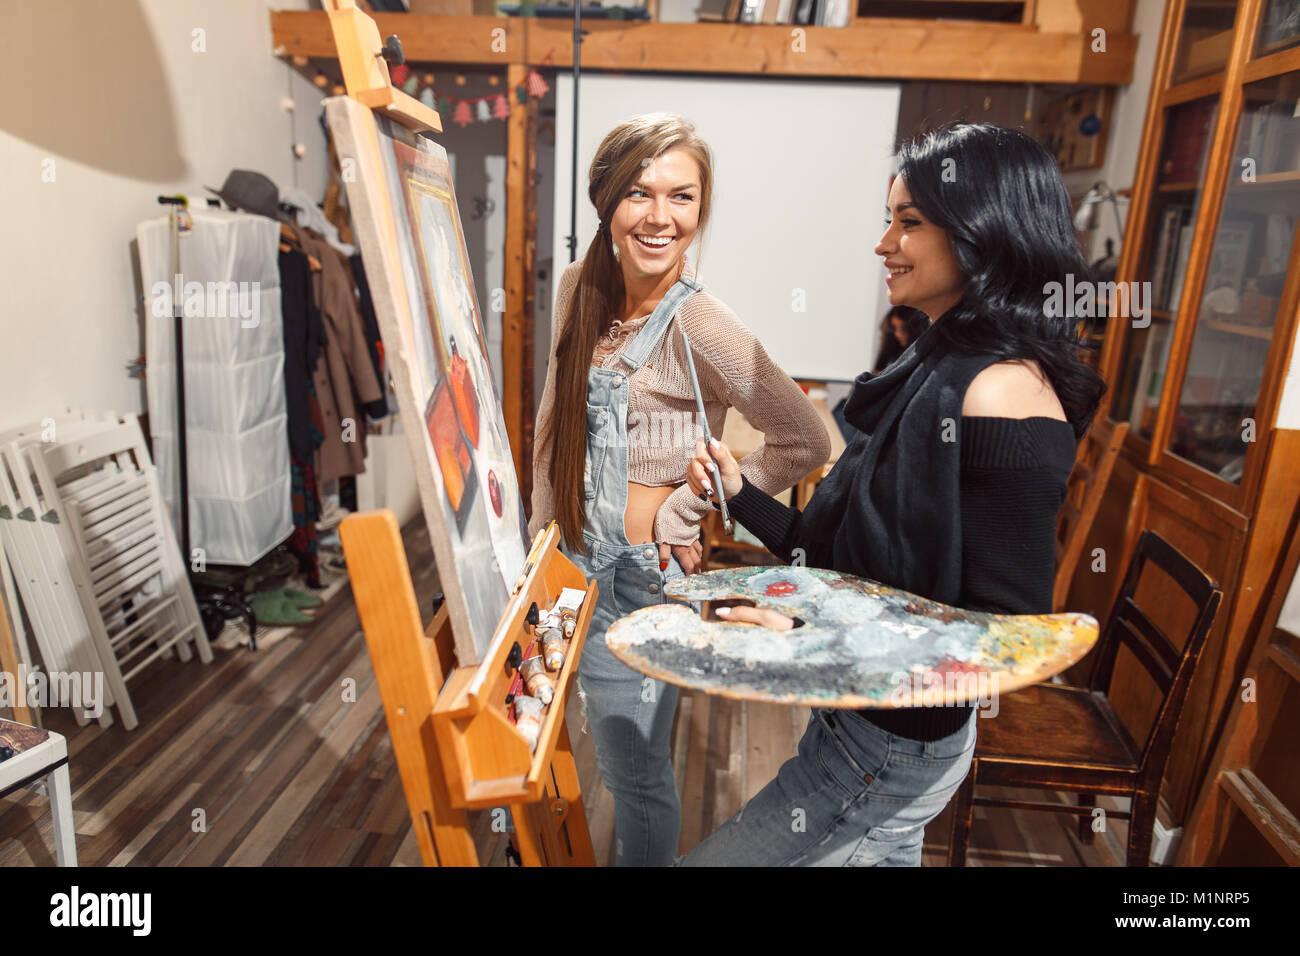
[[873, 305, 931, 373], [681, 122, 1105, 866], [529, 113, 829, 866]]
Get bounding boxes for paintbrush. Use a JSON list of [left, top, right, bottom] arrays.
[[679, 329, 733, 535], [512, 521, 552, 593]]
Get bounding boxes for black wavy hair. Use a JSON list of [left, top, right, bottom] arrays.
[[896, 122, 1105, 437]]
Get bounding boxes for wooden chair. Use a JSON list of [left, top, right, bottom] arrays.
[[947, 530, 1222, 867], [699, 508, 768, 571], [1054, 418, 1128, 611]]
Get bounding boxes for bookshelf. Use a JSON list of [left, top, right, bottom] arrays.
[[1075, 0, 1300, 861]]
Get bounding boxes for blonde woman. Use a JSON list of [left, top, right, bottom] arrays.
[[530, 113, 829, 866]]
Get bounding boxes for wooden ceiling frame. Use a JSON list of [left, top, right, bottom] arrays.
[[272, 12, 1138, 84]]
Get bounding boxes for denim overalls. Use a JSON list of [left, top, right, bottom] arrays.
[[565, 272, 704, 867]]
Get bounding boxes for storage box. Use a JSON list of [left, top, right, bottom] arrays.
[[407, 0, 498, 14]]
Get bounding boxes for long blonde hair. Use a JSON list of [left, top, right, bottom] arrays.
[[543, 114, 714, 551]]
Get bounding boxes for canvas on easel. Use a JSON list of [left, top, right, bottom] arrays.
[[326, 94, 528, 663]]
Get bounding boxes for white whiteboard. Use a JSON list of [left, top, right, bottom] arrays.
[[553, 73, 900, 382]]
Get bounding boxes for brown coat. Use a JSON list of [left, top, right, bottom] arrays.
[[298, 230, 383, 482]]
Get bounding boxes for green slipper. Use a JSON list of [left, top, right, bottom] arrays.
[[250, 592, 313, 625], [274, 587, 324, 609]]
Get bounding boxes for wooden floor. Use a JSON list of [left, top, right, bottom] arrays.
[[2, 521, 1122, 867]]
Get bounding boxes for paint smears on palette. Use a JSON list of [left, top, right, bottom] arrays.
[[604, 567, 1099, 708]]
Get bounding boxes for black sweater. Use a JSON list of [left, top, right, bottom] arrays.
[[728, 417, 1075, 739], [722, 320, 1079, 741]]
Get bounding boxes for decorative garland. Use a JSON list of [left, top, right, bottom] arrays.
[[389, 64, 550, 127]]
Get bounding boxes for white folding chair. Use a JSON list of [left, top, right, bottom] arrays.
[[0, 445, 111, 729], [0, 411, 110, 726], [32, 417, 211, 671]]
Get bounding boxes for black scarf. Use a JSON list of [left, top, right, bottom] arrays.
[[801, 311, 1002, 605]]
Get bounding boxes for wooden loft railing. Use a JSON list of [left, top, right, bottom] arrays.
[[271, 11, 1138, 85]]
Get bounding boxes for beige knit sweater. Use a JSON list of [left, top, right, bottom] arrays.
[[530, 259, 830, 547]]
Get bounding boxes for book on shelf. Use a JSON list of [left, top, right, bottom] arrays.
[[774, 0, 794, 22], [1149, 205, 1182, 309], [1162, 99, 1216, 184], [1128, 323, 1175, 434], [739, 0, 764, 23], [822, 0, 850, 26], [1167, 217, 1196, 314]]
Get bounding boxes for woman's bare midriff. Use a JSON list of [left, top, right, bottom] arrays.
[[624, 481, 678, 545]]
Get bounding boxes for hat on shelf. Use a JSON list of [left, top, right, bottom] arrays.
[[204, 169, 283, 220]]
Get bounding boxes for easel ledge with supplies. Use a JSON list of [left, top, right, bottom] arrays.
[[324, 0, 595, 866]]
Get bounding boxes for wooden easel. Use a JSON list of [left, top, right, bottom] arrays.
[[342, 513, 596, 866], [325, 0, 595, 866], [0, 585, 34, 725]]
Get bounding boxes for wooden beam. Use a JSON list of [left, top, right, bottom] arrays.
[[272, 11, 1137, 85], [272, 11, 526, 64], [504, 63, 536, 503], [522, 84, 538, 506], [528, 20, 1136, 84]]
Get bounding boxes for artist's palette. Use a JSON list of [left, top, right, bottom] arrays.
[[605, 567, 1099, 708]]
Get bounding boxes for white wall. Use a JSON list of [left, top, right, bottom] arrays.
[[553, 72, 900, 382], [0, 0, 329, 429]]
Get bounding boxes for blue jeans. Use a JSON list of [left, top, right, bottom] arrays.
[[570, 539, 685, 867], [681, 707, 977, 866], [564, 272, 704, 866]]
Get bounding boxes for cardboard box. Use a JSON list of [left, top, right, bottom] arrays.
[[1033, 0, 1133, 35], [407, 0, 497, 15]]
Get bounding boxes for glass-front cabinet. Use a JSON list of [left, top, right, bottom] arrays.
[[1102, 0, 1300, 511], [1171, 0, 1238, 82], [1170, 71, 1300, 483], [1110, 96, 1218, 442], [1082, 0, 1300, 867]]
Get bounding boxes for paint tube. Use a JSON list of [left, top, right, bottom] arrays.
[[519, 655, 554, 705], [535, 608, 562, 635], [555, 587, 586, 638], [540, 627, 565, 671], [514, 695, 543, 751], [559, 609, 577, 638]]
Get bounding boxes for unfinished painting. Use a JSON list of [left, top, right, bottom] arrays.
[[326, 95, 529, 661], [606, 567, 1099, 708]]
